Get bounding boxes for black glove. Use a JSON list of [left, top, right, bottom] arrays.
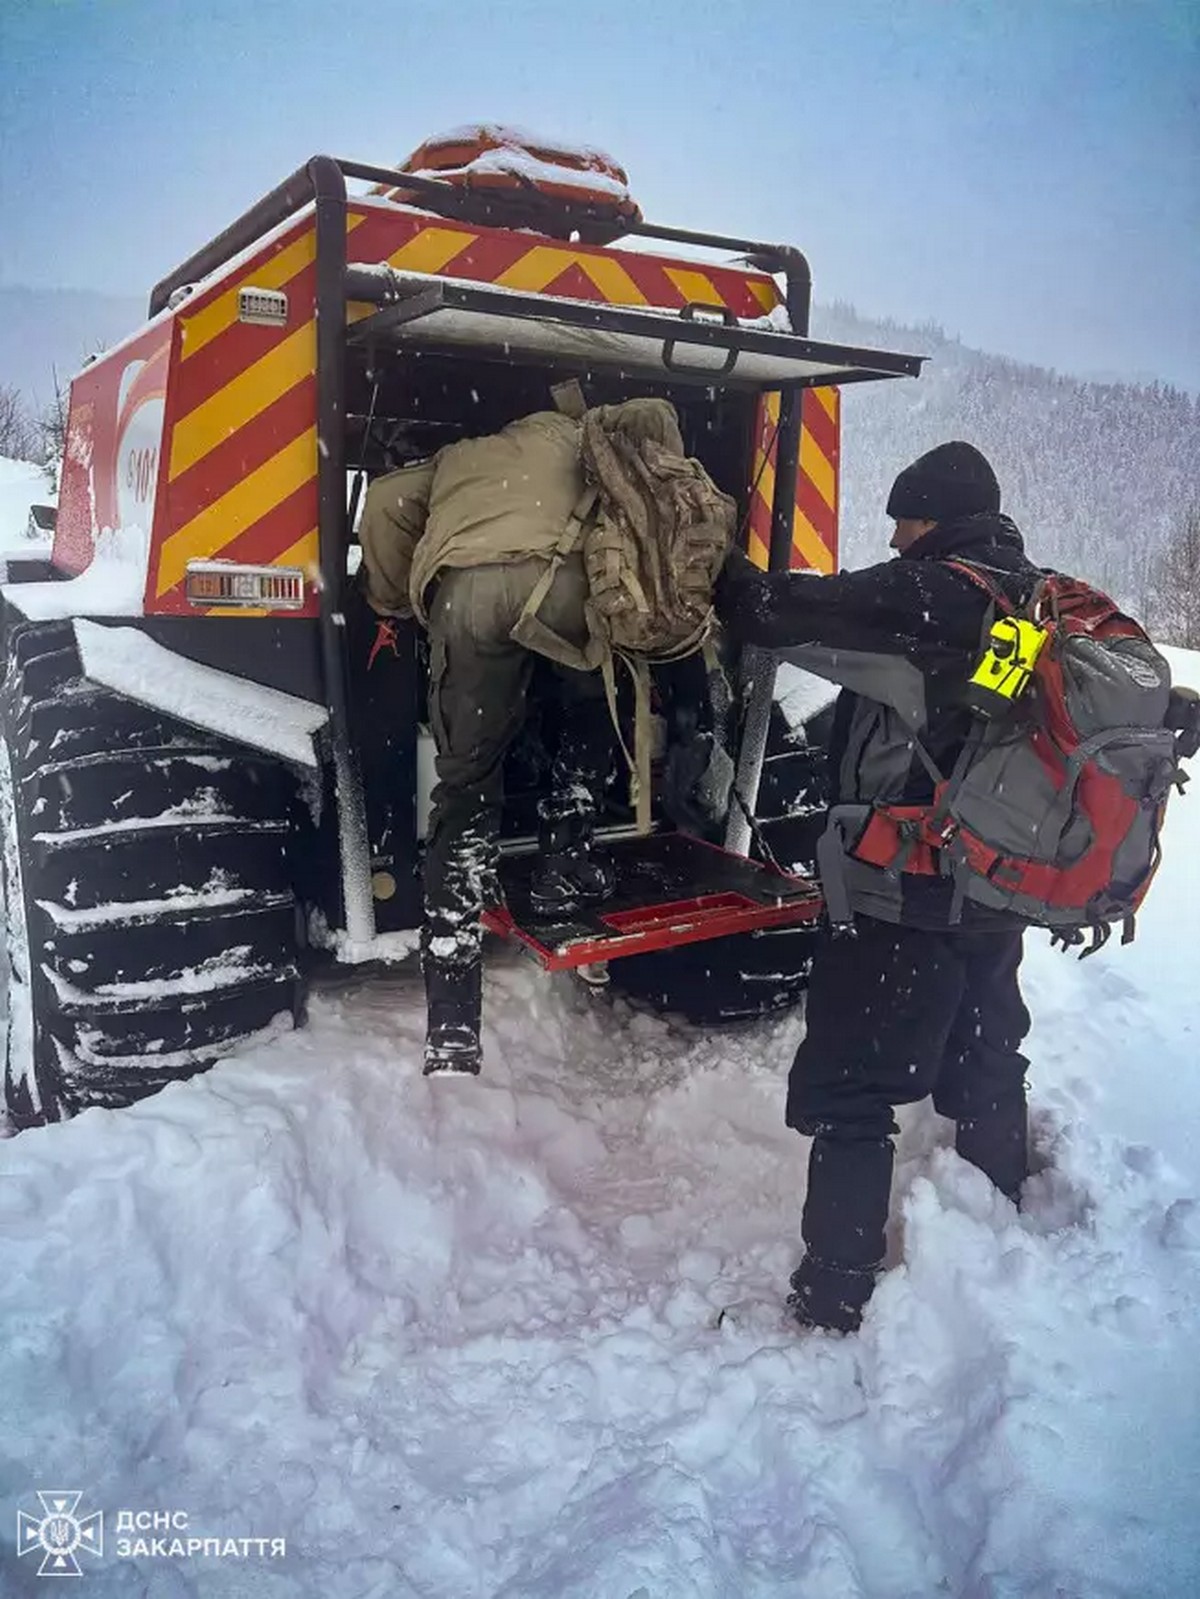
[[663, 731, 735, 835], [713, 544, 761, 617], [1166, 686, 1200, 760]]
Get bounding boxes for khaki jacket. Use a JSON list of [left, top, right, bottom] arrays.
[[358, 400, 683, 625], [359, 411, 582, 624]]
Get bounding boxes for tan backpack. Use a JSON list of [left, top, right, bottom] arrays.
[[579, 403, 735, 659], [514, 394, 735, 829]]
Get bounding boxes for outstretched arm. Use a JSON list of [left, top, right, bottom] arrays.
[[716, 547, 985, 658]]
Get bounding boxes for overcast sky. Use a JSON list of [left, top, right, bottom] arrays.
[[1, 0, 1196, 390]]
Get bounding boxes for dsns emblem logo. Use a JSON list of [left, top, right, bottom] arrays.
[[17, 1491, 104, 1577]]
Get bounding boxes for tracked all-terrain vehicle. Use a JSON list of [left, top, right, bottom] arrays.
[[0, 137, 923, 1125]]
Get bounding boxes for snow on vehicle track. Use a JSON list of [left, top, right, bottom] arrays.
[[2, 664, 1199, 1598]]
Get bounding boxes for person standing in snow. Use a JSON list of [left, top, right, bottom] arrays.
[[716, 442, 1040, 1333]]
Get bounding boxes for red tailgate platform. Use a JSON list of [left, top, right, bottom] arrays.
[[484, 833, 823, 970]]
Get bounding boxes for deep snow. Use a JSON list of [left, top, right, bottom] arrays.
[[0, 456, 54, 563], [2, 654, 1199, 1596]]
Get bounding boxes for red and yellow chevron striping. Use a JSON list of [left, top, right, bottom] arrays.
[[146, 199, 833, 614], [343, 200, 777, 319], [746, 387, 839, 575], [151, 216, 324, 612]]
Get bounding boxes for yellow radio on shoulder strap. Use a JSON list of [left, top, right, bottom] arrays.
[[967, 615, 1048, 717]]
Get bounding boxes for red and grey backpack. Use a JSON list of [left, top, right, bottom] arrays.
[[842, 563, 1186, 951]]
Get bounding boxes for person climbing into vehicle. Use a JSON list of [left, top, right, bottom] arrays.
[[358, 394, 687, 1076], [716, 441, 1046, 1333]]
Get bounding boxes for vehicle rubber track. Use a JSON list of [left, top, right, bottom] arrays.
[[1, 619, 302, 1127]]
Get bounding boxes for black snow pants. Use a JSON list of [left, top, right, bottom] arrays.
[[422, 554, 613, 972], [786, 916, 1030, 1311]]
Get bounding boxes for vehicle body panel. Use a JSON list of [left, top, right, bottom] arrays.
[[51, 198, 842, 626]]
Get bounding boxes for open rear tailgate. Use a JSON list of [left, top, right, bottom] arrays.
[[345, 269, 924, 391], [484, 833, 822, 971]]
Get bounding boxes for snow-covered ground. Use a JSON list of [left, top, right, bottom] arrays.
[[2, 655, 1199, 1597], [0, 455, 55, 562]]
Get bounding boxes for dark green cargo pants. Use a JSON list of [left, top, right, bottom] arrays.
[[422, 554, 613, 966]]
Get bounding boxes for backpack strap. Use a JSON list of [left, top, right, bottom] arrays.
[[938, 557, 1018, 615], [550, 378, 587, 420], [509, 484, 601, 670], [597, 647, 654, 834]]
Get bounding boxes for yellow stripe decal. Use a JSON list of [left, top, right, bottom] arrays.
[[579, 255, 648, 306], [814, 385, 839, 423], [180, 233, 316, 360], [347, 225, 478, 324], [663, 268, 726, 308], [494, 244, 649, 306], [495, 245, 577, 292], [181, 215, 366, 360], [792, 508, 835, 573], [800, 428, 837, 512], [746, 278, 779, 315], [749, 393, 780, 506], [755, 452, 777, 519], [750, 389, 838, 571], [180, 233, 315, 361], [169, 322, 316, 479], [384, 225, 475, 275], [157, 428, 316, 595], [274, 528, 320, 576]]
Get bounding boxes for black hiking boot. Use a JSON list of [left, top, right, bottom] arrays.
[[786, 1257, 881, 1334], [789, 1135, 893, 1331], [956, 1107, 1029, 1203], [422, 940, 483, 1076], [529, 810, 616, 918]]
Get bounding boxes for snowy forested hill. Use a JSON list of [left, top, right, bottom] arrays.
[[812, 302, 1199, 620]]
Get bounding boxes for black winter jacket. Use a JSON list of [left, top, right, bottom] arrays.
[[717, 512, 1042, 927]]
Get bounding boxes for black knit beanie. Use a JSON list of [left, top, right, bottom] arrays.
[[885, 441, 1000, 523]]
